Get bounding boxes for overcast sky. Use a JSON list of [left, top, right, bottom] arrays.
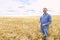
[[0, 0, 60, 16]]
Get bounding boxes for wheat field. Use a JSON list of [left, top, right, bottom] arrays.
[[0, 16, 60, 40]]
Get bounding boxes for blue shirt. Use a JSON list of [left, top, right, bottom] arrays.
[[40, 13, 51, 26]]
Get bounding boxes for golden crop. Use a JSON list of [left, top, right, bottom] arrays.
[[0, 16, 60, 40]]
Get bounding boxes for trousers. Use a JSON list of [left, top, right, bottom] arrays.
[[41, 25, 49, 37]]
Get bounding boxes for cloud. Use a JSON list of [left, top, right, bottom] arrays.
[[19, 0, 30, 5], [0, 0, 60, 16]]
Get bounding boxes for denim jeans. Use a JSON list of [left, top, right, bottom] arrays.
[[41, 25, 49, 37]]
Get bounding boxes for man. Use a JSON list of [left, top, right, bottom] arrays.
[[40, 8, 52, 40]]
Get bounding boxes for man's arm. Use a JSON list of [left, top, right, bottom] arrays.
[[45, 15, 52, 25]]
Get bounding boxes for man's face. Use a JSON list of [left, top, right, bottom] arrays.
[[43, 8, 47, 14]]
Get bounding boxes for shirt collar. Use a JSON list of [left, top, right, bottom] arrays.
[[43, 13, 48, 15]]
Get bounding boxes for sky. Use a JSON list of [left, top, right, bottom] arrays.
[[0, 0, 60, 16]]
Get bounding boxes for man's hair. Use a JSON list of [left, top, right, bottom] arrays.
[[43, 8, 48, 11]]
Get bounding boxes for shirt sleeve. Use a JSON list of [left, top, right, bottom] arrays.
[[45, 15, 52, 25]]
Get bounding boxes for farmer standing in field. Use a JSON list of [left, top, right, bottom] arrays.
[[40, 8, 52, 40]]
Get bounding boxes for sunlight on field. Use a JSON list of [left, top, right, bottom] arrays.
[[0, 16, 60, 40]]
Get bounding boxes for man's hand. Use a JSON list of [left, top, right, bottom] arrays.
[[42, 24, 45, 26]]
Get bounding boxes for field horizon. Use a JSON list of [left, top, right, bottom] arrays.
[[0, 15, 60, 40]]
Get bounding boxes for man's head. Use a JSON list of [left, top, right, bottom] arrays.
[[43, 8, 47, 14]]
